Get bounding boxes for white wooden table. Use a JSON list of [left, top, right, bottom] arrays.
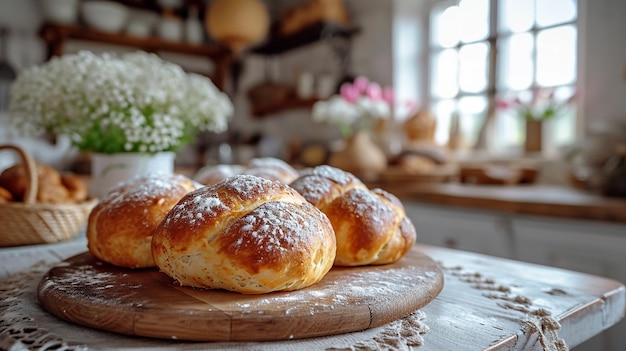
[[1, 236, 624, 350]]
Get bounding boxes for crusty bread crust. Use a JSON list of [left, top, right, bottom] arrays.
[[152, 174, 336, 294], [87, 173, 198, 269], [290, 165, 416, 266]]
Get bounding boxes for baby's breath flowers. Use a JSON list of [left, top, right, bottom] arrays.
[[8, 51, 233, 154]]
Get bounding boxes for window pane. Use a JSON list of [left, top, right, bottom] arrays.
[[498, 33, 533, 90], [548, 85, 576, 148], [537, 25, 577, 86], [431, 49, 459, 98], [493, 108, 525, 149], [549, 108, 576, 147], [459, 42, 489, 93], [431, 4, 460, 48], [536, 0, 577, 27], [459, 0, 490, 43], [499, 0, 533, 33], [432, 99, 457, 145], [458, 95, 488, 146]]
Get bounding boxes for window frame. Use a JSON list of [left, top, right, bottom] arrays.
[[424, 0, 579, 155]]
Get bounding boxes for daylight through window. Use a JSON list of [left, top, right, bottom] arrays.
[[428, 0, 578, 154]]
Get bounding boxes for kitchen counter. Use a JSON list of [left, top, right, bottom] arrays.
[[1, 236, 624, 350], [367, 182, 626, 224]]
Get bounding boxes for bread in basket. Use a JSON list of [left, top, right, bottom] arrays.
[[0, 144, 97, 247]]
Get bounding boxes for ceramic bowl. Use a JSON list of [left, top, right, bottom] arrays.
[[39, 0, 80, 24], [126, 9, 159, 37], [81, 0, 129, 33]]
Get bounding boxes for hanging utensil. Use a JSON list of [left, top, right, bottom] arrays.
[[0, 27, 17, 112]]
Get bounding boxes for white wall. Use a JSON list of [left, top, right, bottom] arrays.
[[579, 0, 626, 131], [0, 0, 393, 167], [0, 0, 624, 168]]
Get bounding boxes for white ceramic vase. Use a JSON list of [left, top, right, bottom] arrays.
[[90, 152, 175, 198], [328, 131, 387, 181]]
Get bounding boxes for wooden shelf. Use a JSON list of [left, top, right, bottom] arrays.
[[38, 23, 232, 89], [251, 21, 360, 56], [247, 21, 359, 117], [251, 96, 319, 117]]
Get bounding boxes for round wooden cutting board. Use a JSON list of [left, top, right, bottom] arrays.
[[37, 248, 443, 342]]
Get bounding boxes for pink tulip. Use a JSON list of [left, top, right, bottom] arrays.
[[495, 99, 511, 109], [353, 76, 370, 93], [382, 86, 394, 105], [366, 82, 382, 100], [340, 82, 359, 104]]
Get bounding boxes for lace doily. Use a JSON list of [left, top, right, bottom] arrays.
[[0, 262, 429, 351]]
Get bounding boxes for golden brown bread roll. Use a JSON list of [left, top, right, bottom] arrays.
[[290, 165, 416, 266], [60, 173, 88, 203], [87, 173, 199, 269], [194, 164, 246, 186], [0, 186, 12, 203], [194, 157, 299, 186], [152, 174, 336, 294], [37, 181, 72, 204], [244, 157, 300, 184], [0, 162, 76, 204]]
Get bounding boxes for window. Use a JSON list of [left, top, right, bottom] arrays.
[[428, 0, 577, 154]]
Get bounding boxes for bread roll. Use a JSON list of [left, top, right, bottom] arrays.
[[194, 157, 299, 186], [61, 173, 88, 203], [0, 186, 12, 203], [194, 164, 246, 186], [244, 157, 300, 184], [87, 173, 199, 269], [0, 162, 73, 203], [290, 165, 416, 266], [152, 175, 336, 294]]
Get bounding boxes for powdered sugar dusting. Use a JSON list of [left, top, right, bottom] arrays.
[[290, 165, 364, 206], [226, 201, 314, 255], [306, 165, 357, 185], [39, 265, 142, 306], [302, 165, 359, 185], [231, 264, 429, 312], [169, 191, 228, 226], [345, 188, 393, 228], [103, 173, 195, 207], [290, 175, 332, 205], [166, 175, 293, 228], [224, 175, 271, 200]]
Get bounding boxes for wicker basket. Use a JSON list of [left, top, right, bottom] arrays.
[[0, 144, 97, 247]]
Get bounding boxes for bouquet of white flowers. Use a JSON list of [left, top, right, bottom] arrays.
[[312, 76, 393, 137], [8, 51, 233, 154]]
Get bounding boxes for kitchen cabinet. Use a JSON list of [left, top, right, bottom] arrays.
[[38, 23, 231, 89], [402, 199, 626, 351], [403, 202, 515, 259]]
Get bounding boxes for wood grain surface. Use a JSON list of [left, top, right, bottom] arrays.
[[37, 249, 444, 342]]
